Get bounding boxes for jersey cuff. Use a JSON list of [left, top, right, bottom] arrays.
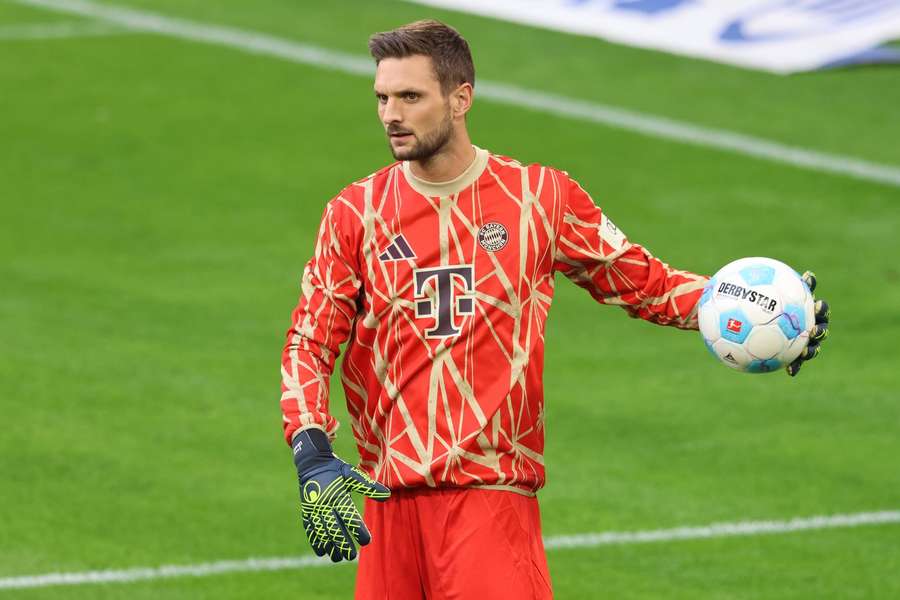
[[290, 424, 328, 444]]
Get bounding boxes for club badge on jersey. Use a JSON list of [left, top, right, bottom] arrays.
[[478, 222, 509, 252]]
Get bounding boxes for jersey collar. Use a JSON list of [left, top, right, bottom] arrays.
[[401, 146, 489, 198]]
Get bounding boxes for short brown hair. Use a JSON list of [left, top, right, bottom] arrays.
[[368, 20, 475, 95]]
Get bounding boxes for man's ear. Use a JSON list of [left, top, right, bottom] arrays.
[[451, 83, 474, 118]]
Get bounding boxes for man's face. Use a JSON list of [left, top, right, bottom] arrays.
[[374, 55, 454, 162]]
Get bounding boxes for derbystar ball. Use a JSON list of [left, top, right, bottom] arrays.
[[698, 257, 815, 374]]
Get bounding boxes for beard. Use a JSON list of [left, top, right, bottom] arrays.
[[387, 111, 454, 162]]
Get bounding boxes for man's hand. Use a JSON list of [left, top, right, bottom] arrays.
[[292, 428, 390, 562], [786, 271, 830, 377]]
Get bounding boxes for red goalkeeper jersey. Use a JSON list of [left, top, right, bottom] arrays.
[[281, 147, 707, 495]]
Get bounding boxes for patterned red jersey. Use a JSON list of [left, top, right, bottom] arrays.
[[281, 147, 708, 495]]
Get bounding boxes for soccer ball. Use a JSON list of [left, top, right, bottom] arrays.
[[698, 257, 814, 373]]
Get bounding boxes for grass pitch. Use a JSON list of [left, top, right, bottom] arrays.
[[1, 0, 899, 598]]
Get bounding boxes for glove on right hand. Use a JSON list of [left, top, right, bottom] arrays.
[[292, 428, 390, 562]]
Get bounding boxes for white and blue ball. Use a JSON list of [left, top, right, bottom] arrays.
[[698, 257, 814, 374]]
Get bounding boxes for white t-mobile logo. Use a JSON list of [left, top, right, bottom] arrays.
[[413, 265, 476, 338]]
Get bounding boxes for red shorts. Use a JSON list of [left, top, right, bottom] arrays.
[[355, 487, 553, 600]]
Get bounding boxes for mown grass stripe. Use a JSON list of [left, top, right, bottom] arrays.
[[1, 510, 897, 590], [0, 20, 129, 40], [12, 0, 900, 188]]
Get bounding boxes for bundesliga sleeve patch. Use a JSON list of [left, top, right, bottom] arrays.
[[599, 213, 627, 251]]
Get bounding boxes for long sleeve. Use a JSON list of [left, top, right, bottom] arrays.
[[553, 176, 708, 330], [281, 200, 361, 444]]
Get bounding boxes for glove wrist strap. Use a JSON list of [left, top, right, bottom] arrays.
[[292, 428, 333, 473]]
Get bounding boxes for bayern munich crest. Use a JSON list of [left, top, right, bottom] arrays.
[[478, 222, 508, 252]]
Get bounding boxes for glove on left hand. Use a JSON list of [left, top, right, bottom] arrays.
[[786, 271, 831, 377]]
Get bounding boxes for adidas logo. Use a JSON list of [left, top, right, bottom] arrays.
[[378, 234, 416, 262]]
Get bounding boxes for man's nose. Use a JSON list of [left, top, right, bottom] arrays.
[[381, 97, 403, 125]]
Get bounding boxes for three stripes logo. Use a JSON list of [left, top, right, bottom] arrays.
[[378, 234, 416, 262]]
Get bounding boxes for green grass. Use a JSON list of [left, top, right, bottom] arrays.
[[1, 0, 899, 598]]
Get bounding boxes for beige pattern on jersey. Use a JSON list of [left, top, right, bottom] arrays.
[[339, 156, 558, 489]]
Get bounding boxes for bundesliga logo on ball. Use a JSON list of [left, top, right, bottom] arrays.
[[698, 257, 815, 373]]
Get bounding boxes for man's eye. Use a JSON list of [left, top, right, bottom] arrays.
[[404, 93, 418, 101], [376, 94, 387, 104]]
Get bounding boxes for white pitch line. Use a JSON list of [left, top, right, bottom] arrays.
[[0, 556, 347, 591], [0, 510, 897, 591], [11, 0, 900, 189], [542, 509, 900, 549], [0, 20, 129, 40]]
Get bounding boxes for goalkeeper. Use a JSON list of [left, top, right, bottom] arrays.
[[280, 20, 830, 599]]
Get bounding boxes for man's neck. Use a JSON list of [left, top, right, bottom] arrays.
[[408, 136, 476, 183]]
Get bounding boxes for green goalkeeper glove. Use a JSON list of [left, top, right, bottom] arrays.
[[786, 271, 830, 377], [292, 428, 390, 562]]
